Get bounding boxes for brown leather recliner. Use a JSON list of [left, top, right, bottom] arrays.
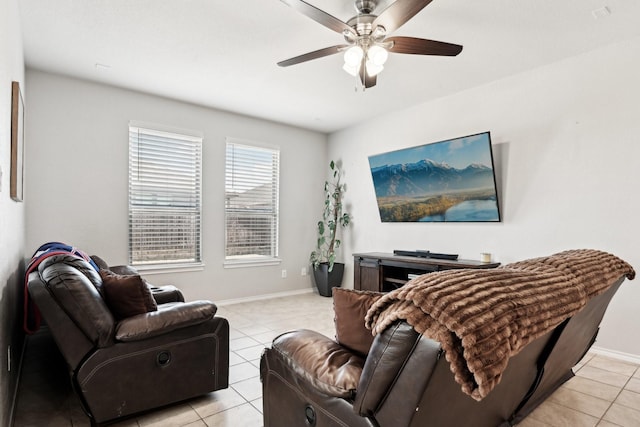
[[27, 254, 229, 425], [260, 275, 628, 427]]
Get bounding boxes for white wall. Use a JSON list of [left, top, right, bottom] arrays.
[[25, 70, 327, 302], [330, 36, 640, 357], [0, 0, 26, 423]]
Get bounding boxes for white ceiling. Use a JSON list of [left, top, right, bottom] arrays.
[[18, 0, 640, 133]]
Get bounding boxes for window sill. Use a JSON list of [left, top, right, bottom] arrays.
[[223, 258, 282, 269], [133, 263, 205, 275]]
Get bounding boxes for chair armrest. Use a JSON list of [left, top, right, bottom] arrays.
[[271, 329, 364, 399], [115, 300, 216, 342], [108, 265, 185, 303], [149, 285, 185, 304]]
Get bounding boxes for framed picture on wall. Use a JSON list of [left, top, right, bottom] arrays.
[[11, 81, 24, 202]]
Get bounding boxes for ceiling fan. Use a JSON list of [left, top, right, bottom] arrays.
[[278, 0, 463, 89]]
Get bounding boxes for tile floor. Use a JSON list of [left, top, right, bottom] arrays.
[[12, 292, 640, 427]]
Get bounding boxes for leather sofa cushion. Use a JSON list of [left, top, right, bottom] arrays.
[[115, 300, 217, 341], [333, 288, 383, 356], [272, 329, 364, 398], [39, 255, 115, 347], [100, 269, 158, 320]]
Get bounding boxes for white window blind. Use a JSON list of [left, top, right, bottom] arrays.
[[129, 125, 202, 265], [225, 140, 280, 263]]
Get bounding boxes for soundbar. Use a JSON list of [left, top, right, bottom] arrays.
[[393, 250, 459, 260]]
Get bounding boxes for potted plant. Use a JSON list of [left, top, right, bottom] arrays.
[[310, 160, 351, 296]]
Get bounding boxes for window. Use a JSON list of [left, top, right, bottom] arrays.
[[128, 124, 202, 266], [225, 139, 280, 265]]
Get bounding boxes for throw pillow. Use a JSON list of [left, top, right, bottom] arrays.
[[99, 269, 158, 320], [333, 288, 383, 356]]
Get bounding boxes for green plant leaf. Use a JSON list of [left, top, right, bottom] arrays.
[[311, 160, 351, 265]]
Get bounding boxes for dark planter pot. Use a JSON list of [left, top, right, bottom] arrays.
[[312, 262, 345, 297]]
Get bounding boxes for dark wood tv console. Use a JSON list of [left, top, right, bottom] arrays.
[[353, 252, 501, 292]]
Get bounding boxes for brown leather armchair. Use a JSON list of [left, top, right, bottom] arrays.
[[261, 268, 630, 427], [27, 254, 229, 425]]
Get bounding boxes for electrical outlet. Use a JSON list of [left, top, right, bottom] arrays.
[[281, 269, 287, 279], [301, 267, 308, 276]]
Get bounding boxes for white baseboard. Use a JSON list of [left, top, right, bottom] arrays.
[[590, 346, 640, 365], [216, 287, 315, 306]]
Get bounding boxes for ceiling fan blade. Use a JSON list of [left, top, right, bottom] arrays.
[[359, 57, 377, 89], [372, 0, 434, 34], [386, 36, 463, 56], [280, 0, 355, 36], [278, 45, 348, 67]]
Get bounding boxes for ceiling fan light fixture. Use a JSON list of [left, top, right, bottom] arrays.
[[366, 60, 384, 77], [344, 45, 364, 66], [368, 45, 389, 66], [278, 0, 463, 90], [343, 62, 361, 77]]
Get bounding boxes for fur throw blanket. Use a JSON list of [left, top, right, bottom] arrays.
[[365, 249, 635, 401]]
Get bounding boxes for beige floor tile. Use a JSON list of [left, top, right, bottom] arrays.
[[202, 403, 263, 427], [576, 366, 631, 388], [614, 389, 640, 410], [229, 351, 246, 366], [602, 403, 640, 426], [574, 361, 587, 372], [573, 352, 595, 373], [562, 376, 622, 402], [231, 376, 263, 402], [625, 377, 640, 393], [235, 344, 266, 362], [229, 336, 261, 351], [597, 421, 623, 427], [136, 403, 201, 427], [218, 313, 253, 329], [580, 352, 596, 363], [548, 387, 611, 418], [236, 324, 272, 336], [262, 320, 308, 334], [587, 356, 639, 377], [189, 388, 246, 419], [516, 415, 554, 426], [229, 361, 260, 384], [250, 330, 281, 345], [528, 400, 600, 427], [250, 398, 263, 414], [228, 328, 246, 340], [184, 421, 207, 427]]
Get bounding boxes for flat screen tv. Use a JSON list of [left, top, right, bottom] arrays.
[[368, 132, 501, 222]]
